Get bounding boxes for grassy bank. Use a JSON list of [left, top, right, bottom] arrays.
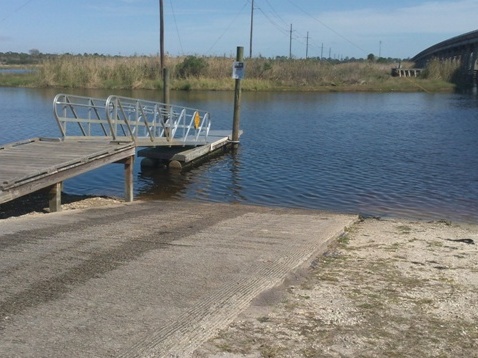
[[1, 55, 455, 92]]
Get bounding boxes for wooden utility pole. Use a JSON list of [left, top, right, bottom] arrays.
[[306, 32, 309, 59], [249, 0, 254, 58], [159, 0, 165, 72], [289, 24, 293, 59]]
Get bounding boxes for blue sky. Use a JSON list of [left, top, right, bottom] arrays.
[[1, 0, 477, 59]]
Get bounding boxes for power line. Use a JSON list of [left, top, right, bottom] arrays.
[[206, 1, 249, 54], [251, 0, 366, 59], [169, 0, 184, 55], [262, 0, 288, 28], [0, 0, 36, 23], [255, 6, 289, 36], [254, 0, 325, 58], [284, 0, 368, 55]]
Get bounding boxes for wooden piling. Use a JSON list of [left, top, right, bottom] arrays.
[[48, 182, 62, 212], [232, 46, 243, 149], [124, 156, 134, 202]]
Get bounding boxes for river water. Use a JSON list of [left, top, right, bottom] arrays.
[[1, 87, 477, 223]]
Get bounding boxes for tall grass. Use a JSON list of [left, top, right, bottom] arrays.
[[15, 55, 453, 92], [422, 58, 460, 82], [37, 55, 163, 89]]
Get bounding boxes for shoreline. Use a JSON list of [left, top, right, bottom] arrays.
[[1, 194, 477, 356], [2, 189, 476, 227], [0, 189, 122, 220], [0, 80, 456, 93]]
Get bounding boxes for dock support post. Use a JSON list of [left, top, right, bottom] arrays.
[[232, 46, 244, 149], [124, 155, 134, 202], [162, 68, 171, 138], [49, 182, 62, 212], [163, 68, 170, 106]]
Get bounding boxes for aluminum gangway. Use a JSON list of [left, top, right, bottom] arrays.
[[53, 94, 212, 146]]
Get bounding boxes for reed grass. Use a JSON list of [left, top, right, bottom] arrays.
[[421, 58, 460, 82], [36, 55, 163, 89], [0, 55, 456, 92]]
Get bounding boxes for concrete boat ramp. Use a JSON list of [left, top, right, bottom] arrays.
[[0, 200, 357, 357]]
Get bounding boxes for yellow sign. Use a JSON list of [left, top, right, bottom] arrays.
[[194, 112, 201, 129]]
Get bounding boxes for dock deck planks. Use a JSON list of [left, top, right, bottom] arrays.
[[0, 138, 136, 210]]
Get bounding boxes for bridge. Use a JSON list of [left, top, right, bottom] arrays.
[[412, 29, 478, 87]]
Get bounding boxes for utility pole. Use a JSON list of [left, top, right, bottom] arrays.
[[159, 0, 165, 72], [289, 24, 293, 59], [306, 32, 309, 59], [249, 0, 254, 58], [379, 40, 382, 58], [321, 43, 324, 59]]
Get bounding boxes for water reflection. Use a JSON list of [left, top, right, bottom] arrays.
[[1, 88, 478, 223], [137, 150, 247, 204]]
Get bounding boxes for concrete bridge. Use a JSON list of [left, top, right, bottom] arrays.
[[412, 29, 478, 87]]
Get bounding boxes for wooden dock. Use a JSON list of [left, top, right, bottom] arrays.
[[0, 94, 241, 212], [0, 138, 135, 212]]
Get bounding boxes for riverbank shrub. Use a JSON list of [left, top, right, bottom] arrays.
[[176, 56, 208, 78]]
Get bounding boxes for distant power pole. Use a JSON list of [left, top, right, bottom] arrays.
[[249, 0, 254, 58], [289, 24, 293, 59], [159, 0, 165, 71], [321, 43, 324, 59], [306, 32, 309, 59], [379, 40, 382, 58], [329, 47, 331, 59]]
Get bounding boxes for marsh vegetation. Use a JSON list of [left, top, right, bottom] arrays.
[[1, 53, 456, 92]]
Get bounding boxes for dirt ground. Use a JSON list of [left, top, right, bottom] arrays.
[[0, 190, 122, 220], [193, 218, 478, 358], [1, 194, 477, 357]]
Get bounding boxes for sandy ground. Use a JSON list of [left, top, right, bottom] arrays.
[[1, 194, 477, 357], [193, 218, 478, 358]]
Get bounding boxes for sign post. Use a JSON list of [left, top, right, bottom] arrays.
[[232, 47, 244, 148]]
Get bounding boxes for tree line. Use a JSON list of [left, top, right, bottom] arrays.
[[1, 50, 407, 66]]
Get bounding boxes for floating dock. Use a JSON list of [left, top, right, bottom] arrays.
[[137, 130, 238, 170], [0, 94, 241, 211]]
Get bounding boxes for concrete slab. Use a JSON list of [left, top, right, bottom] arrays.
[[0, 201, 357, 357]]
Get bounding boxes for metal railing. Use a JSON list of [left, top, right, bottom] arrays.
[[53, 94, 211, 146], [53, 94, 109, 138]]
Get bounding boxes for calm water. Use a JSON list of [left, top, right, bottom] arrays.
[[1, 87, 477, 223]]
